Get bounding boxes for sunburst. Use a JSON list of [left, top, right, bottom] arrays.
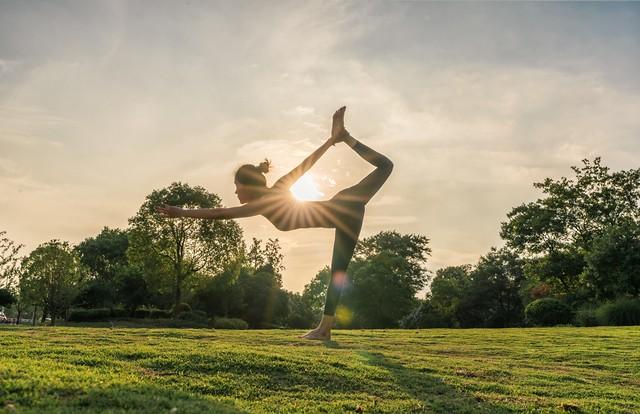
[[290, 174, 324, 201]]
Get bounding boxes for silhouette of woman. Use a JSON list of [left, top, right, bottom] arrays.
[[158, 106, 393, 340]]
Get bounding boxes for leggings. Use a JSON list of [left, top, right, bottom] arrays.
[[323, 138, 393, 316]]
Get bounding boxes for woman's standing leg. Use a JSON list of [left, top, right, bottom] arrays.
[[300, 203, 364, 340]]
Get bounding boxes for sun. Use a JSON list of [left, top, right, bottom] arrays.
[[290, 174, 324, 201]]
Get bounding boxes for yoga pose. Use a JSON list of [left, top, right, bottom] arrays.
[[158, 106, 393, 340]]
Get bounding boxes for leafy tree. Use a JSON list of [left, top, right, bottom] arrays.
[[583, 220, 640, 299], [128, 182, 245, 311], [20, 240, 85, 325], [246, 237, 285, 285], [75, 227, 129, 280], [346, 253, 422, 328], [354, 230, 431, 293], [0, 288, 16, 308], [501, 158, 640, 296], [302, 266, 330, 318], [501, 158, 640, 254], [0, 230, 23, 290], [237, 266, 288, 328], [429, 265, 473, 326], [462, 248, 526, 328], [284, 291, 314, 328], [116, 266, 149, 315]]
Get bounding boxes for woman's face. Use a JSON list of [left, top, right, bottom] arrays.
[[235, 181, 251, 204]]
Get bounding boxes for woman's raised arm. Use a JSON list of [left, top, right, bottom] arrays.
[[272, 138, 334, 190], [273, 106, 347, 190]]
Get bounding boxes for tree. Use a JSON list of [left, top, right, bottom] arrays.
[[0, 288, 16, 308], [461, 248, 526, 328], [20, 240, 85, 325], [500, 158, 640, 297], [354, 230, 432, 293], [302, 266, 330, 318], [75, 227, 129, 280], [428, 265, 473, 327], [0, 230, 23, 290], [116, 266, 149, 315], [583, 220, 640, 299], [346, 252, 422, 328], [501, 158, 640, 254], [246, 237, 285, 286], [128, 182, 245, 311]]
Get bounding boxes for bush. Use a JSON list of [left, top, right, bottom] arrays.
[[574, 306, 599, 327], [149, 309, 172, 319], [134, 309, 150, 319], [110, 308, 128, 318], [524, 298, 572, 326], [210, 317, 249, 330], [172, 303, 191, 315], [68, 308, 111, 322], [596, 298, 640, 326]]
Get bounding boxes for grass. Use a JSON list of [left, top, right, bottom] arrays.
[[1, 326, 639, 413]]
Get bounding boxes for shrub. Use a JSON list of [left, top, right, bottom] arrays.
[[574, 306, 599, 327], [149, 309, 172, 319], [596, 298, 640, 326], [134, 309, 150, 319], [210, 317, 249, 330], [524, 298, 572, 326], [110, 308, 128, 318], [68, 308, 111, 322], [172, 303, 191, 315]]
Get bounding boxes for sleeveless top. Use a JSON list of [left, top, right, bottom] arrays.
[[259, 185, 337, 231]]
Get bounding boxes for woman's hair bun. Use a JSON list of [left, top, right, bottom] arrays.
[[257, 158, 271, 174]]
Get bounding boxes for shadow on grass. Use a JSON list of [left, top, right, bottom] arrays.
[[38, 383, 248, 414], [356, 351, 514, 414]]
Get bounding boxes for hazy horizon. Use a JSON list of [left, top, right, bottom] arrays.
[[2, 1, 639, 293]]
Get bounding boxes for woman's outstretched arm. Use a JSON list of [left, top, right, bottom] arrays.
[[157, 199, 268, 220]]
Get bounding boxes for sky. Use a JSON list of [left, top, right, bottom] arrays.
[[1, 1, 639, 293]]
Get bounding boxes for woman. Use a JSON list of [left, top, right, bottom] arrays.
[[158, 106, 393, 340]]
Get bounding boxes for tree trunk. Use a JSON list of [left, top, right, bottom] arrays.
[[174, 273, 182, 313], [32, 305, 37, 326]]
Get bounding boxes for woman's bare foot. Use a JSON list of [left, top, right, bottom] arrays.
[[300, 315, 334, 340], [299, 327, 331, 341], [330, 106, 349, 144]]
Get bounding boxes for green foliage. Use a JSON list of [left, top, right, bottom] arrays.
[[399, 300, 449, 328], [110, 308, 129, 318], [0, 230, 23, 290], [0, 287, 16, 307], [148, 309, 172, 319], [524, 298, 573, 326], [284, 291, 314, 328], [20, 240, 85, 325], [134, 309, 151, 318], [574, 306, 599, 327], [583, 221, 640, 300], [127, 182, 245, 310], [210, 317, 249, 329], [595, 298, 640, 326], [172, 302, 192, 315], [67, 308, 111, 322], [116, 267, 149, 315], [75, 227, 129, 281]]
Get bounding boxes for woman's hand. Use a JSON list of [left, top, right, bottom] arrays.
[[156, 204, 184, 218]]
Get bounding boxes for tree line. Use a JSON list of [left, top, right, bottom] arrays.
[[2, 158, 639, 328]]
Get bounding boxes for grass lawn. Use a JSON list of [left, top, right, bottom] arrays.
[[0, 325, 638, 413]]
